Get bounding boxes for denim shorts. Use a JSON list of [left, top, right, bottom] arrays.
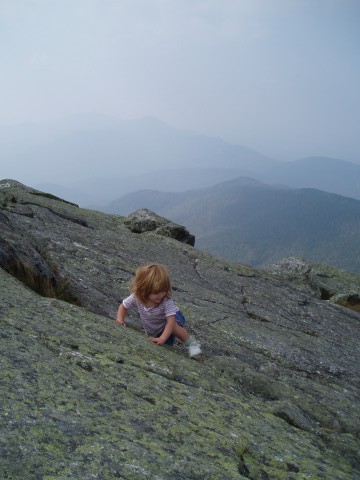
[[158, 310, 186, 345]]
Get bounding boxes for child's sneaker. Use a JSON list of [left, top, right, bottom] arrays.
[[188, 339, 202, 358]]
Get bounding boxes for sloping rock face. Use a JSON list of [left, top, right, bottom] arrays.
[[124, 208, 195, 246], [0, 179, 359, 480]]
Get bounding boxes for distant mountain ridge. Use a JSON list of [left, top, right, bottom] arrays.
[[2, 112, 359, 205], [1, 113, 275, 187], [259, 156, 360, 201], [106, 177, 360, 275], [36, 168, 256, 206], [35, 154, 360, 208]]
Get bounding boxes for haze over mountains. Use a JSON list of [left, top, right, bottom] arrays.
[[2, 113, 359, 206], [258, 156, 360, 202], [2, 113, 273, 203]]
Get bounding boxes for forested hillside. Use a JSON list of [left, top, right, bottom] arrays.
[[107, 178, 360, 274]]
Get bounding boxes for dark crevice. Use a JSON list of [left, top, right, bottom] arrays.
[[0, 236, 80, 306], [238, 455, 250, 477], [247, 312, 271, 322], [320, 288, 333, 300], [20, 202, 92, 228]]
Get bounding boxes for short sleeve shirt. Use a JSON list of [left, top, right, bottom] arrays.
[[122, 293, 178, 337]]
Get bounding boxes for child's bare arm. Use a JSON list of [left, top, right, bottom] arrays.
[[149, 315, 176, 345], [116, 303, 127, 327]]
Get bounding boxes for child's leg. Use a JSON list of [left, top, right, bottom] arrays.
[[165, 311, 186, 345], [173, 311, 202, 357], [173, 323, 189, 342], [168, 310, 188, 344]]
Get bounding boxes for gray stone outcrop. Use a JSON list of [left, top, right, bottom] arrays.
[[0, 179, 359, 479], [124, 207, 195, 246], [266, 256, 360, 311]]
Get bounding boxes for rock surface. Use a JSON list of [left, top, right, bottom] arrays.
[[124, 207, 195, 246], [266, 256, 360, 311], [0, 179, 359, 479]]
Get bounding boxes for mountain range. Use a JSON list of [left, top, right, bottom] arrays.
[[2, 113, 359, 206], [106, 177, 360, 275], [258, 155, 360, 201], [2, 113, 274, 196]]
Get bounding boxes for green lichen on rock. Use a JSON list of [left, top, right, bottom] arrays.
[[0, 180, 359, 479]]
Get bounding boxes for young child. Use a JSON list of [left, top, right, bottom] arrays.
[[116, 263, 202, 358]]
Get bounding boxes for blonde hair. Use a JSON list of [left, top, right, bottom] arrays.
[[131, 264, 172, 304]]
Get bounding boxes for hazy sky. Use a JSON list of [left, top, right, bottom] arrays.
[[1, 0, 359, 161]]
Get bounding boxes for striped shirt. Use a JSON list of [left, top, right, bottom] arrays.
[[122, 293, 179, 337]]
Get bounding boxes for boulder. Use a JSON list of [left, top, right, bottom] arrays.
[[124, 207, 195, 246], [266, 256, 360, 311]]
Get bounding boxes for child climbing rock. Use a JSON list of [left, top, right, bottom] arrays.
[[116, 263, 202, 358]]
